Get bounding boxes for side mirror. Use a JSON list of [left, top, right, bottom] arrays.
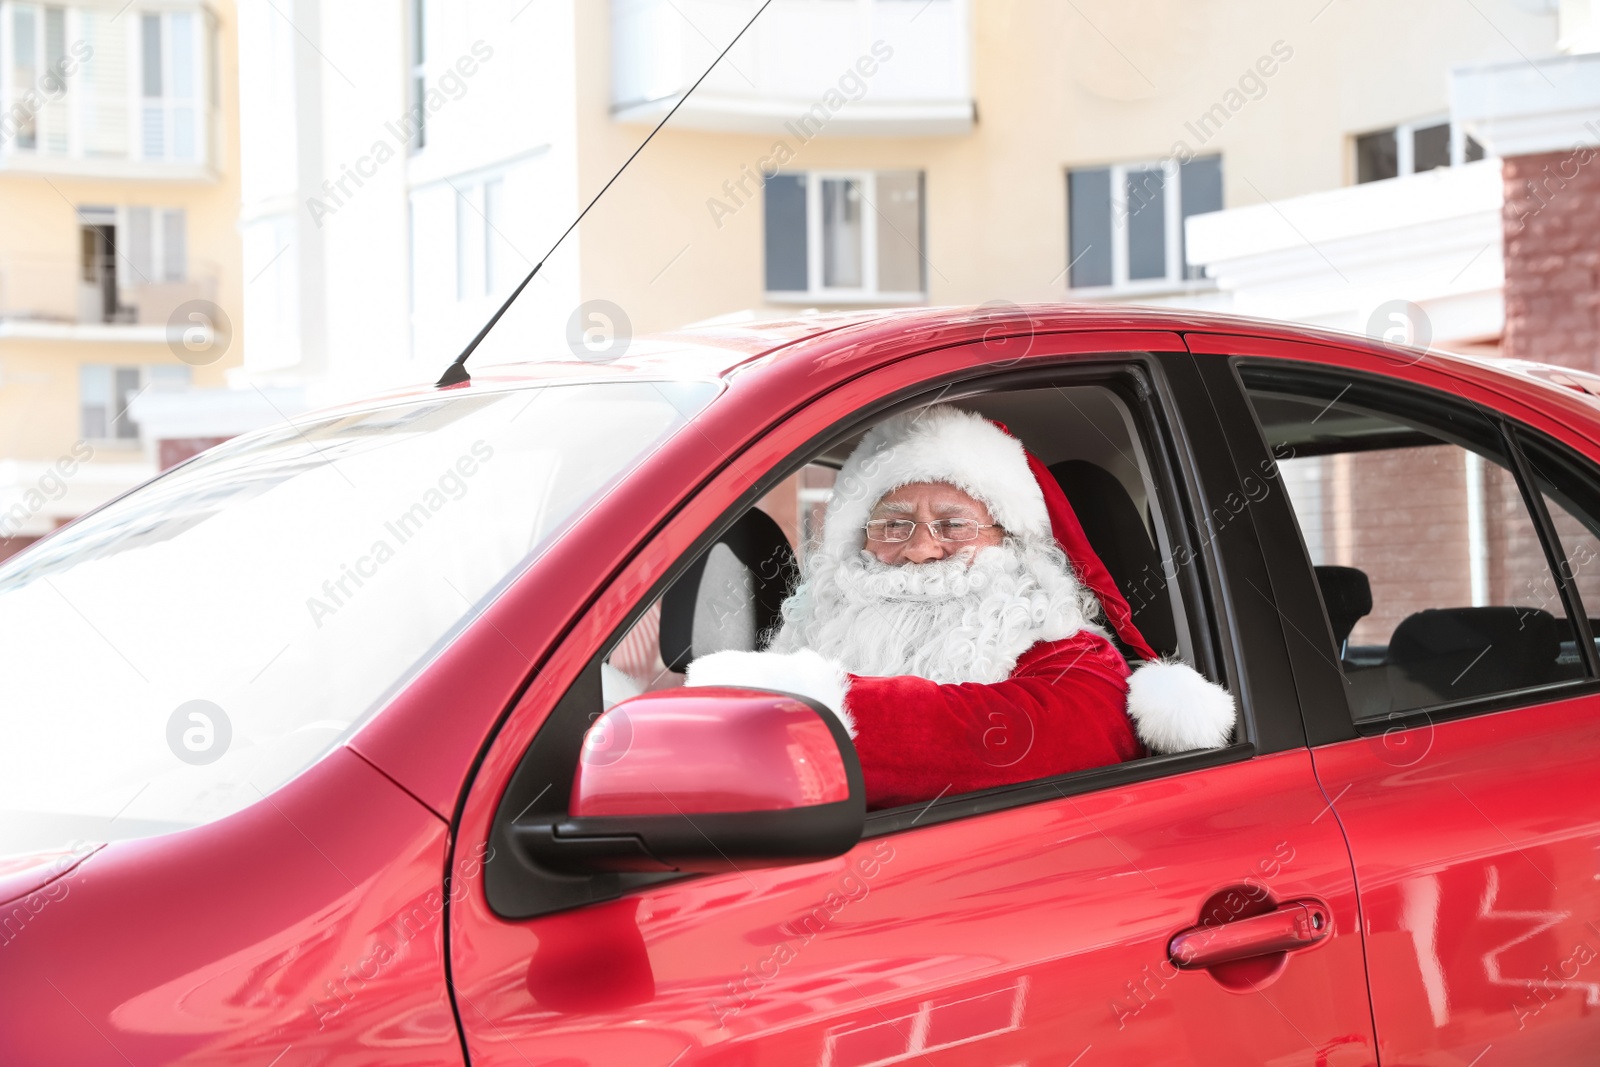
[[517, 687, 864, 874]]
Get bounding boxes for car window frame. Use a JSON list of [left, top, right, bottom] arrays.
[[482, 346, 1308, 920], [1222, 355, 1600, 746]]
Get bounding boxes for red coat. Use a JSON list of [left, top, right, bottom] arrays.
[[846, 629, 1144, 810]]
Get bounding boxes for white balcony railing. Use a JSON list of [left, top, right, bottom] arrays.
[[611, 0, 974, 136]]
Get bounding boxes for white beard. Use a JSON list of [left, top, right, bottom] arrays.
[[767, 536, 1105, 684]]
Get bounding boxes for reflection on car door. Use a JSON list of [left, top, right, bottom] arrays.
[[456, 756, 1373, 1066], [449, 347, 1379, 1065], [1229, 345, 1600, 1062]]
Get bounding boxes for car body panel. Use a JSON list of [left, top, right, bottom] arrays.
[[453, 750, 1376, 1066], [1309, 693, 1600, 1063], [1183, 330, 1600, 1060], [0, 749, 460, 1066]]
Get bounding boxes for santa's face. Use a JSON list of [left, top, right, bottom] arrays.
[[865, 481, 1005, 566]]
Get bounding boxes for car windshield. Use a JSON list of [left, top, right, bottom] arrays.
[[0, 379, 718, 857]]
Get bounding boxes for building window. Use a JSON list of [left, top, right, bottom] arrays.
[[451, 178, 506, 301], [1354, 118, 1485, 184], [3, 5, 209, 164], [139, 10, 201, 162], [7, 3, 69, 151], [1066, 155, 1222, 291], [409, 0, 426, 152], [764, 170, 925, 302], [80, 364, 190, 441]]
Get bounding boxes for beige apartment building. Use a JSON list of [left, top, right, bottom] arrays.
[[0, 0, 241, 561], [572, 0, 1559, 342], [223, 0, 1567, 389], [5, 0, 1596, 560]]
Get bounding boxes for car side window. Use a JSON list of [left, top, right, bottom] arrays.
[[1241, 368, 1597, 722], [601, 466, 826, 704], [604, 380, 1203, 764]]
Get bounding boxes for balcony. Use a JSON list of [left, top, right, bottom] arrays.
[[1183, 159, 1506, 347], [611, 0, 974, 136], [0, 256, 220, 341]]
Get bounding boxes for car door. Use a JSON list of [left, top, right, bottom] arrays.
[[448, 335, 1379, 1066], [1199, 333, 1600, 1062]]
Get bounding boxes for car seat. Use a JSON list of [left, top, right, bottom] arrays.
[[659, 507, 797, 673]]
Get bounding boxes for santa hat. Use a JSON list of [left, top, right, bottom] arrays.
[[820, 405, 1236, 754]]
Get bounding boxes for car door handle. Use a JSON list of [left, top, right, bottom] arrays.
[[1168, 899, 1331, 970]]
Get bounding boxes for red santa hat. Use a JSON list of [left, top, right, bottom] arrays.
[[823, 405, 1235, 754]]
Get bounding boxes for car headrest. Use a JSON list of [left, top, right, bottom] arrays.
[[1314, 565, 1372, 648], [660, 507, 796, 673], [1049, 459, 1178, 656], [1388, 606, 1562, 702]]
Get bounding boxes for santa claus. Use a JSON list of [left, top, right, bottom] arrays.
[[685, 405, 1236, 810]]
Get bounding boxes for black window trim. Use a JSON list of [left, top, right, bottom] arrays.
[[484, 348, 1291, 920], [1229, 357, 1600, 746]]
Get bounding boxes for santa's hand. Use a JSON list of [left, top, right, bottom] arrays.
[[684, 648, 855, 738]]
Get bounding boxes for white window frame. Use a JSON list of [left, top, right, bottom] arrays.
[[1066, 158, 1215, 296], [766, 168, 926, 305]]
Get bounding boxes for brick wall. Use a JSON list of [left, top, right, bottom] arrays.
[[1503, 148, 1600, 370]]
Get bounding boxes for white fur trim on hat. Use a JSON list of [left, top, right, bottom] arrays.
[[823, 406, 1049, 558], [685, 648, 855, 737], [1126, 659, 1237, 754]]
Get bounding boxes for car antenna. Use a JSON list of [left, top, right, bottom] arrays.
[[436, 0, 775, 387]]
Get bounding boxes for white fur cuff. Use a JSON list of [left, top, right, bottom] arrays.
[[1126, 659, 1237, 754], [685, 648, 855, 737]]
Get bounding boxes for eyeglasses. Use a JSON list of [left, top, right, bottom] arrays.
[[864, 518, 1001, 543]]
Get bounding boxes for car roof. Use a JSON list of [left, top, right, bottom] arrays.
[[309, 303, 1600, 427]]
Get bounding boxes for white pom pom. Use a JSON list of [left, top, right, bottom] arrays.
[[1126, 659, 1237, 754], [685, 648, 855, 737]]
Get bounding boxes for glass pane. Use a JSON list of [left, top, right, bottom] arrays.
[[1247, 382, 1588, 720], [1413, 123, 1450, 173], [79, 365, 110, 439], [1125, 166, 1166, 281], [821, 178, 863, 289], [875, 171, 924, 294], [1523, 438, 1600, 639], [1067, 168, 1112, 288], [162, 209, 186, 281], [455, 191, 469, 300], [762, 175, 808, 291], [44, 7, 65, 92], [170, 12, 194, 98], [411, 75, 426, 150], [0, 381, 719, 855], [142, 105, 164, 158], [13, 7, 38, 149], [1356, 129, 1398, 183], [1179, 155, 1222, 281], [1465, 134, 1486, 163], [173, 107, 195, 160], [141, 14, 162, 97], [113, 367, 141, 438], [483, 178, 503, 293]]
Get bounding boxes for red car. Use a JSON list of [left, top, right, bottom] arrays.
[[5, 304, 1600, 1065]]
